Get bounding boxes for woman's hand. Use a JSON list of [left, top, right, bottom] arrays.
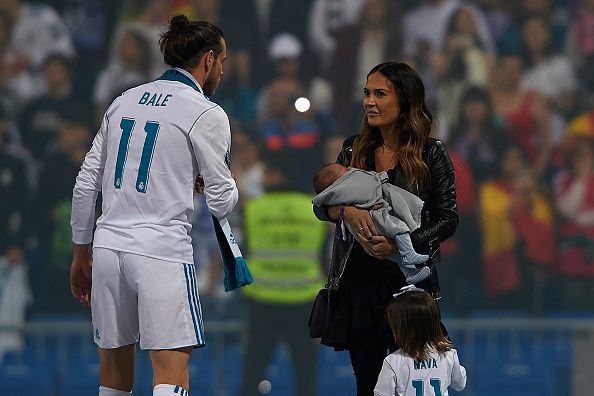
[[357, 235, 398, 260], [343, 205, 377, 239]]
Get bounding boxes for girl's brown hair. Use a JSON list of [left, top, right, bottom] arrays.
[[385, 291, 452, 361], [350, 62, 432, 190]]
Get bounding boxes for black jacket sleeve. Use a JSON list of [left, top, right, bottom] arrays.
[[410, 140, 459, 254]]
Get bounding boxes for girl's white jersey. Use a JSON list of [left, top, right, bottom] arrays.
[[374, 348, 467, 396], [71, 68, 238, 263]]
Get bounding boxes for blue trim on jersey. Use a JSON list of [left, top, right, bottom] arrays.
[[183, 264, 200, 344], [157, 69, 203, 94], [189, 265, 205, 341], [174, 385, 179, 393]]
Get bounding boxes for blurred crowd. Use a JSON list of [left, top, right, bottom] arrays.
[[2, 0, 594, 350]]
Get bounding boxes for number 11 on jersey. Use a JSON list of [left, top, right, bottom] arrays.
[[412, 378, 442, 396], [114, 117, 160, 193]]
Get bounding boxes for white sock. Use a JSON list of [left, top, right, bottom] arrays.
[[98, 386, 131, 396], [153, 384, 188, 396]]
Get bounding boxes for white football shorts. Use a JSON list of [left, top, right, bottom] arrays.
[[91, 247, 205, 350]]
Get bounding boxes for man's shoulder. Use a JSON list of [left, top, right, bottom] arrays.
[[194, 102, 228, 125]]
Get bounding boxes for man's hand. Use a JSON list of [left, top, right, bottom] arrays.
[[194, 176, 205, 194], [70, 243, 93, 309]]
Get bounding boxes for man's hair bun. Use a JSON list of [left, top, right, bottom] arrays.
[[169, 14, 190, 32]]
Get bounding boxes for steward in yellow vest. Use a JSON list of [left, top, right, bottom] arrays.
[[240, 191, 327, 396], [242, 191, 326, 303]]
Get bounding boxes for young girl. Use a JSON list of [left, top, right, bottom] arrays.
[[374, 286, 467, 395]]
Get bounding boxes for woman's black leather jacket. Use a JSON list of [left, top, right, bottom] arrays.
[[313, 135, 459, 298]]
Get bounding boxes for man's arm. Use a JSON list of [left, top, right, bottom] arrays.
[[70, 110, 109, 306], [70, 243, 92, 308], [189, 106, 238, 219], [71, 112, 108, 244]]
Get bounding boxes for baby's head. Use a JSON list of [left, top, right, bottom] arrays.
[[313, 163, 348, 194]]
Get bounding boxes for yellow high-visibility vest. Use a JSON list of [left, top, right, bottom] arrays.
[[242, 192, 326, 303]]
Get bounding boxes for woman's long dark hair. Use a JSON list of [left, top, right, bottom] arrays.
[[351, 62, 432, 190], [385, 291, 452, 361]]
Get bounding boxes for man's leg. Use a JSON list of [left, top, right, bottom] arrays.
[[98, 344, 136, 393], [150, 347, 192, 395], [92, 248, 140, 395]]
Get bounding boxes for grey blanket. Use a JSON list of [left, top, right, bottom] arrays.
[[312, 168, 424, 238]]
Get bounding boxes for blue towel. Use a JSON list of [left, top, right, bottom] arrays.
[[211, 215, 253, 291]]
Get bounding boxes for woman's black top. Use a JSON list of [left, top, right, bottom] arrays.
[[313, 134, 459, 350]]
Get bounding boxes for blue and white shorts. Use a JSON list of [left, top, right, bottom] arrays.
[[91, 247, 205, 350]]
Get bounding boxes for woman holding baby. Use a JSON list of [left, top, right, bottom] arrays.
[[313, 62, 459, 395]]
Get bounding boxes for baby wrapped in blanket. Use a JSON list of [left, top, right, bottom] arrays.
[[313, 163, 430, 284]]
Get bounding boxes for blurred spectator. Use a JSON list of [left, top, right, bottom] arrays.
[[553, 135, 594, 311], [35, 104, 92, 313], [519, 15, 577, 138], [218, 0, 316, 89], [479, 144, 555, 313], [256, 33, 335, 193], [190, 0, 259, 124], [566, 0, 594, 102], [403, 0, 494, 57], [61, 0, 122, 99], [212, 58, 257, 125], [327, 0, 401, 133], [553, 132, 594, 312], [231, 125, 266, 202], [18, 53, 79, 161], [93, 24, 154, 122], [0, 10, 35, 109], [268, 0, 314, 50], [307, 0, 366, 65], [497, 0, 569, 54], [403, 0, 493, 106], [258, 32, 333, 120], [490, 54, 552, 177], [433, 6, 495, 130], [477, 0, 516, 45], [257, 76, 325, 193], [0, 0, 74, 100], [0, 106, 31, 359], [449, 85, 509, 184], [439, 150, 482, 316], [123, 0, 170, 73]]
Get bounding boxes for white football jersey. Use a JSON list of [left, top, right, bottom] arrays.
[[71, 68, 238, 263], [374, 348, 467, 396]]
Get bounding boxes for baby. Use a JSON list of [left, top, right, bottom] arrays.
[[313, 163, 430, 285]]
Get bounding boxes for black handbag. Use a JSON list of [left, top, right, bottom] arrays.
[[308, 287, 330, 338], [308, 221, 353, 339]]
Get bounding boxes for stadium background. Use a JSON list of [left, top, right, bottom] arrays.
[[0, 0, 593, 395]]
